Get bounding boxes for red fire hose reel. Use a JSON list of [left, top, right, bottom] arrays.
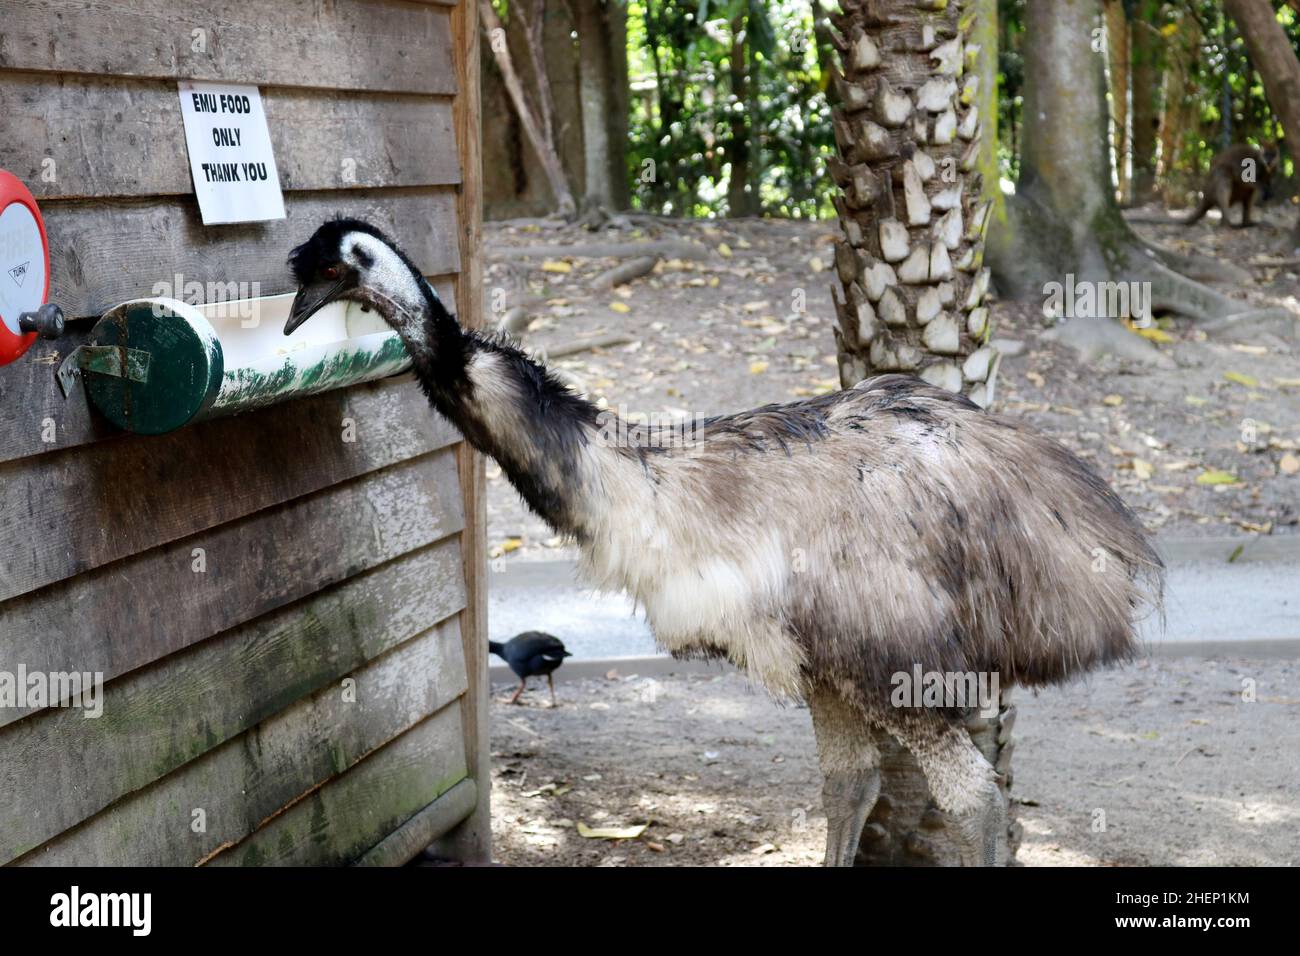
[[0, 170, 63, 366]]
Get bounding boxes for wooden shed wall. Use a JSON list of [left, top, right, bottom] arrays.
[[0, 0, 489, 865]]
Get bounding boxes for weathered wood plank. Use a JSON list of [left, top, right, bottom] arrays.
[[431, 0, 493, 864], [17, 619, 468, 866], [206, 706, 468, 866], [0, 449, 463, 729], [0, 539, 467, 864], [0, 73, 460, 199], [41, 188, 460, 320], [0, 277, 456, 467], [353, 778, 477, 867], [0, 0, 456, 95], [0, 375, 459, 604]]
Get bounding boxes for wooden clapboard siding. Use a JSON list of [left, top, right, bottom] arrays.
[[0, 73, 459, 199], [354, 778, 478, 866], [0, 538, 466, 864], [0, 0, 455, 95], [16, 618, 468, 866], [0, 276, 456, 467], [206, 704, 469, 866], [0, 448, 463, 730], [43, 188, 460, 320], [0, 376, 461, 604], [0, 0, 483, 868], [436, 0, 493, 863]]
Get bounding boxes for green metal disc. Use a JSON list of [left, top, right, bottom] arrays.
[[84, 299, 224, 435]]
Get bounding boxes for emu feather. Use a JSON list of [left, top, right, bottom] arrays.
[[287, 219, 1164, 867]]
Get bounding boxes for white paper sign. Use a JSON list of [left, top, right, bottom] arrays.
[[177, 81, 286, 225]]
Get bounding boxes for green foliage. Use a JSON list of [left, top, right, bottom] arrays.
[[617, 0, 1300, 217], [626, 0, 835, 218]]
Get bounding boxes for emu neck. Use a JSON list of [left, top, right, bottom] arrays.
[[401, 298, 611, 540]]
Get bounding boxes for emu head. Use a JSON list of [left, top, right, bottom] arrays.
[[285, 218, 437, 343]]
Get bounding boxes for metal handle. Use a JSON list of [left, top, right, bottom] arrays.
[[18, 303, 65, 340]]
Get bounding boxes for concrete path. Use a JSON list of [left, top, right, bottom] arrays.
[[488, 536, 1300, 667]]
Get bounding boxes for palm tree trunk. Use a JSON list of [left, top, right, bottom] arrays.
[[827, 0, 1000, 407], [824, 0, 1014, 866]]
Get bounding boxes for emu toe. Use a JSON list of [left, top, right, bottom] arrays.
[[951, 778, 1007, 867], [821, 767, 881, 867]]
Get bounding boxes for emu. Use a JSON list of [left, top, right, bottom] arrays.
[[286, 219, 1164, 866]]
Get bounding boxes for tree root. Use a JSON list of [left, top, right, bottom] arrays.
[[1122, 211, 1193, 225], [1138, 239, 1251, 285], [591, 255, 659, 290], [486, 238, 709, 261], [1042, 317, 1173, 368]]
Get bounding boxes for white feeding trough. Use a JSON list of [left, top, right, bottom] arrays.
[[66, 293, 410, 435]]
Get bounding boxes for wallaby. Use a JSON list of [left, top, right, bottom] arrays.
[[1184, 143, 1281, 227]]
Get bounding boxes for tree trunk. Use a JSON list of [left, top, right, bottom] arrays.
[[1223, 0, 1300, 250], [824, 0, 1015, 867], [1224, 0, 1300, 144], [988, 0, 1281, 348], [1157, 12, 1201, 202], [479, 0, 577, 217], [827, 0, 1001, 408], [1104, 0, 1131, 203], [604, 0, 631, 211], [1129, 12, 1162, 204], [727, 17, 756, 217], [573, 0, 617, 214]]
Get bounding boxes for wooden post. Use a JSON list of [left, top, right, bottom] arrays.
[[432, 0, 492, 864]]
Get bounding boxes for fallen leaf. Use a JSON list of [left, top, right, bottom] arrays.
[[1280, 453, 1300, 475], [1184, 395, 1208, 406], [1102, 394, 1124, 407], [609, 301, 631, 313], [577, 822, 648, 840], [809, 256, 825, 273], [541, 260, 572, 274], [749, 360, 769, 374], [1026, 371, 1046, 387], [1196, 469, 1240, 485], [718, 243, 733, 258], [1134, 327, 1174, 344], [1132, 458, 1154, 480], [1223, 371, 1259, 388]]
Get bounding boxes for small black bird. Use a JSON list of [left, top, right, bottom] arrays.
[[490, 631, 572, 706]]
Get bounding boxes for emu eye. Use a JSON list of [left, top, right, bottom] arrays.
[[322, 265, 340, 280]]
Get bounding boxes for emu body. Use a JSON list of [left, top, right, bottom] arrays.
[[287, 219, 1164, 866]]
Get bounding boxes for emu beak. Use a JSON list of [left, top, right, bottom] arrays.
[[285, 277, 348, 335]]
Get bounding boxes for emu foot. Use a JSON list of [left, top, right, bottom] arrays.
[[822, 767, 881, 867], [950, 779, 1006, 867]]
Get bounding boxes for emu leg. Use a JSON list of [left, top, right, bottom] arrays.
[[887, 719, 1006, 867], [809, 688, 881, 867], [821, 767, 881, 867], [509, 678, 527, 705]]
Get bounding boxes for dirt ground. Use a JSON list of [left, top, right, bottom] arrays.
[[488, 658, 1300, 867], [482, 209, 1300, 559]]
